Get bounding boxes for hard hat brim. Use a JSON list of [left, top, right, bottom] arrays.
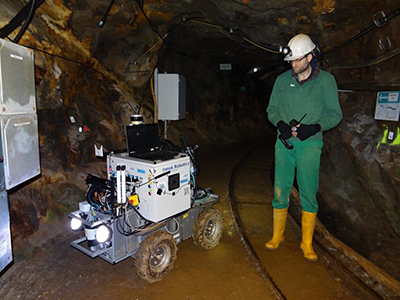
[[284, 34, 316, 61], [284, 53, 307, 61]]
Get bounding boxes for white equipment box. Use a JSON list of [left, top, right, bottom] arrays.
[[0, 38, 40, 273], [0, 38, 40, 189], [157, 73, 186, 121], [108, 153, 191, 222], [0, 192, 12, 272]]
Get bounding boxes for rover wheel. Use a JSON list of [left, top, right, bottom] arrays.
[[192, 207, 223, 250], [135, 231, 177, 283]]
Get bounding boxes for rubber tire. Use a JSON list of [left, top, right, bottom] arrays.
[[192, 207, 224, 250], [135, 231, 178, 283]]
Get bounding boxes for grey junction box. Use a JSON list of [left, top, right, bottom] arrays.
[[0, 38, 41, 273], [0, 192, 11, 272], [0, 38, 40, 190], [157, 73, 186, 120]]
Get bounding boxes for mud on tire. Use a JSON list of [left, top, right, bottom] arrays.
[[134, 231, 177, 283], [192, 207, 223, 250]]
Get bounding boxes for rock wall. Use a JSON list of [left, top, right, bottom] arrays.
[[317, 1, 400, 279], [1, 0, 269, 241]]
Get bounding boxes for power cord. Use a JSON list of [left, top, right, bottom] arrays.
[[323, 7, 400, 55]]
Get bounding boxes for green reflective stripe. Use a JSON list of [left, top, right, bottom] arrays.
[[391, 127, 400, 146], [377, 127, 389, 149], [377, 127, 400, 148]]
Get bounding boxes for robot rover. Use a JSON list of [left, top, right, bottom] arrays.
[[68, 124, 223, 282]]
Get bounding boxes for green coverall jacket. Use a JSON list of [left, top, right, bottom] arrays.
[[267, 69, 342, 139], [266, 67, 342, 212]]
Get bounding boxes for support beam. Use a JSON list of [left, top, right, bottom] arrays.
[[330, 47, 400, 70]]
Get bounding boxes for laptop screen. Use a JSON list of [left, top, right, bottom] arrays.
[[126, 124, 159, 155]]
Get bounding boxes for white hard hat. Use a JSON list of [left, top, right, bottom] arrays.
[[284, 34, 316, 61]]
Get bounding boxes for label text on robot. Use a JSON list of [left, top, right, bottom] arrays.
[[162, 162, 190, 172]]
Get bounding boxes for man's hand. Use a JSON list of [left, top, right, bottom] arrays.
[[277, 121, 292, 139], [295, 124, 321, 141]]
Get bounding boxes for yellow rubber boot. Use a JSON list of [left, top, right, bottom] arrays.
[[300, 211, 318, 261], [265, 208, 288, 250]]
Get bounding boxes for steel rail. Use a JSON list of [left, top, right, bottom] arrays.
[[228, 143, 397, 299], [227, 141, 286, 300]]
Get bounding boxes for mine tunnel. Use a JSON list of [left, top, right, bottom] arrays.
[[1, 1, 400, 299]]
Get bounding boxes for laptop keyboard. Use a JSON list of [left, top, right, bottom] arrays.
[[132, 150, 180, 161]]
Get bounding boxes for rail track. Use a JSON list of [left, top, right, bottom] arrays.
[[228, 143, 400, 299]]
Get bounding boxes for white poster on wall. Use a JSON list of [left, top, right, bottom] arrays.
[[374, 91, 400, 121]]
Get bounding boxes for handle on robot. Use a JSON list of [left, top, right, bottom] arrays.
[[137, 171, 171, 188], [154, 171, 171, 180], [117, 166, 121, 204]]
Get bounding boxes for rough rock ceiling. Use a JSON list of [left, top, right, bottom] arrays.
[[2, 0, 398, 81], [65, 0, 369, 78]]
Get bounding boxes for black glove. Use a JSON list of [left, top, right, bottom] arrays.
[[297, 124, 321, 141], [277, 121, 292, 139]]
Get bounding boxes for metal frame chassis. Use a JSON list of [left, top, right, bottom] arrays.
[[69, 191, 219, 265]]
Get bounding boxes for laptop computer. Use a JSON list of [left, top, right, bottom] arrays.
[[126, 124, 179, 161]]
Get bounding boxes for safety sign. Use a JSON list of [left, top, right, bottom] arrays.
[[374, 91, 400, 121]]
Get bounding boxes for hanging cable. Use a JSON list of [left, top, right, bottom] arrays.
[[134, 37, 164, 64], [24, 45, 112, 83], [239, 36, 280, 54], [136, 0, 167, 44], [137, 66, 156, 114], [0, 0, 44, 40], [131, 12, 228, 76], [150, 74, 158, 123], [323, 7, 400, 56], [189, 19, 223, 30], [99, 0, 117, 27], [330, 46, 400, 70], [134, 5, 284, 70], [188, 19, 282, 54], [13, 0, 36, 44]]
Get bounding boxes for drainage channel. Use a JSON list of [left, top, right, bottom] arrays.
[[228, 143, 390, 299]]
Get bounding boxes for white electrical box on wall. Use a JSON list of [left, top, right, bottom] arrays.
[[0, 192, 11, 273], [0, 38, 40, 190], [1, 114, 40, 189], [157, 74, 186, 120], [0, 38, 41, 273]]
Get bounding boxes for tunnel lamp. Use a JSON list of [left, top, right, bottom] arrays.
[[96, 225, 112, 243], [71, 217, 83, 231], [253, 68, 258, 73]]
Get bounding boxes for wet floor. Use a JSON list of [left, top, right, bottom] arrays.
[[0, 140, 388, 299], [0, 141, 273, 300], [230, 145, 377, 299]]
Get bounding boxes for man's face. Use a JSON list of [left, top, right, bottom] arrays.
[[290, 54, 311, 75]]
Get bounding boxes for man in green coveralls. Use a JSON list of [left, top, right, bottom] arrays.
[[266, 34, 342, 261]]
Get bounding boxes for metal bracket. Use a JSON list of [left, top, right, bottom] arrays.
[[70, 237, 111, 258], [379, 36, 392, 50], [373, 11, 387, 27]]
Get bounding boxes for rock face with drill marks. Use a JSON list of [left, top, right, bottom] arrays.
[[0, 0, 399, 280]]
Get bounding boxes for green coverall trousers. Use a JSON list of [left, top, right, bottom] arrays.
[[272, 137, 323, 213]]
